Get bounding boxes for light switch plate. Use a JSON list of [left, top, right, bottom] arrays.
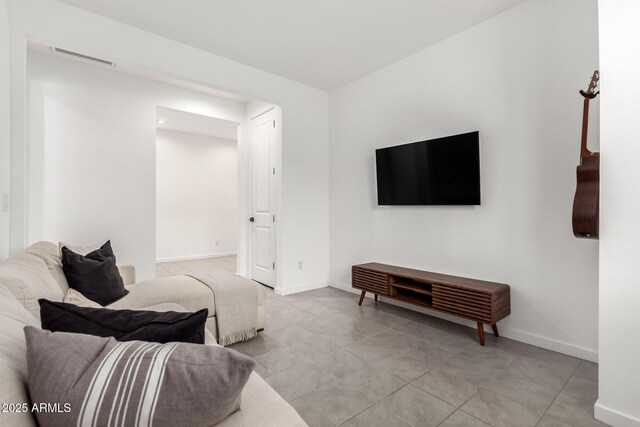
[[2, 193, 9, 212]]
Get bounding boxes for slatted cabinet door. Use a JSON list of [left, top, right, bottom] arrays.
[[352, 266, 389, 296], [431, 284, 493, 323]]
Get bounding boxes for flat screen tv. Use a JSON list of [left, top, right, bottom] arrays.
[[376, 131, 480, 205]]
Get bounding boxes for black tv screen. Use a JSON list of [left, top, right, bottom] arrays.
[[376, 131, 480, 205]]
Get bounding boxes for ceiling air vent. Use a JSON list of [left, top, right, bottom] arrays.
[[53, 47, 114, 67]]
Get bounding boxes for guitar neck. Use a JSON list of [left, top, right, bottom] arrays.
[[580, 97, 596, 158]]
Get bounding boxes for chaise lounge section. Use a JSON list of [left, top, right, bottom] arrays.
[[17, 241, 266, 341]]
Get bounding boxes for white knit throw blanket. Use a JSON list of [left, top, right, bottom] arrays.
[[190, 272, 258, 346]]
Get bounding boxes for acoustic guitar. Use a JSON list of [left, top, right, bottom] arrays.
[[572, 70, 600, 239]]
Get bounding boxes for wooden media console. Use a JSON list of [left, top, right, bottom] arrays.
[[352, 263, 511, 346]]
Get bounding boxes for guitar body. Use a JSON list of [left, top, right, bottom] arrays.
[[571, 70, 600, 239], [572, 155, 599, 238]]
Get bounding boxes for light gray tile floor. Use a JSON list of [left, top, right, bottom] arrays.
[[157, 257, 607, 427]]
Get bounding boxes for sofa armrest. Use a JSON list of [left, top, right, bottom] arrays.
[[117, 264, 136, 286]]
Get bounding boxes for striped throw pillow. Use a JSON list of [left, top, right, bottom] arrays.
[[24, 327, 255, 426]]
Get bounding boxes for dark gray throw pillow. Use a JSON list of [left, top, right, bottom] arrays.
[[39, 299, 208, 344], [61, 240, 128, 306], [24, 327, 255, 427]]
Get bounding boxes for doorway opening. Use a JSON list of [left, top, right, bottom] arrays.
[[155, 107, 240, 278], [153, 104, 281, 289]]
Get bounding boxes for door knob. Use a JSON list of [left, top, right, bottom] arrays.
[[249, 217, 255, 222]]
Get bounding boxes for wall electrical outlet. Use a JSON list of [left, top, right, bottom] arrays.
[[215, 240, 220, 246], [297, 260, 303, 270]]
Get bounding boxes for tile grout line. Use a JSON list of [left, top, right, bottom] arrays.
[[337, 383, 413, 426], [456, 345, 557, 426], [534, 359, 584, 426], [438, 409, 489, 427]]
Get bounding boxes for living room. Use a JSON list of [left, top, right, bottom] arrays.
[[1, 0, 638, 426]]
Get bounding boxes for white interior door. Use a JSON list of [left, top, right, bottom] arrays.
[[250, 109, 277, 286]]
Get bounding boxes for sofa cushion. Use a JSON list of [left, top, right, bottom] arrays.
[[0, 285, 39, 427], [61, 241, 128, 306], [39, 299, 208, 344], [109, 275, 217, 315], [0, 252, 64, 318], [58, 241, 100, 255], [22, 241, 69, 292], [25, 327, 255, 427], [110, 275, 267, 316]]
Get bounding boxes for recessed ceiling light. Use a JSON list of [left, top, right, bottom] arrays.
[[157, 119, 166, 125]]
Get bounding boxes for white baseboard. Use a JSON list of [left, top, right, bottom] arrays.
[[329, 281, 598, 363], [595, 400, 640, 427], [275, 281, 328, 296], [157, 252, 236, 263]]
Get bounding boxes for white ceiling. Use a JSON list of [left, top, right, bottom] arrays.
[[55, 0, 528, 90], [157, 107, 238, 140]]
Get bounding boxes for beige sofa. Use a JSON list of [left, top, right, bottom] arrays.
[[13, 241, 266, 340], [0, 242, 306, 427]]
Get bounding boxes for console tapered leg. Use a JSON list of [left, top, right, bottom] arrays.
[[374, 294, 378, 302], [358, 291, 366, 306], [477, 322, 485, 346], [491, 324, 499, 337]]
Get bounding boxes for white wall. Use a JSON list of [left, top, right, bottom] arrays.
[[0, 0, 10, 261], [7, 0, 330, 293], [329, 0, 600, 360], [27, 51, 246, 280], [156, 129, 238, 261], [596, 1, 640, 425]]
